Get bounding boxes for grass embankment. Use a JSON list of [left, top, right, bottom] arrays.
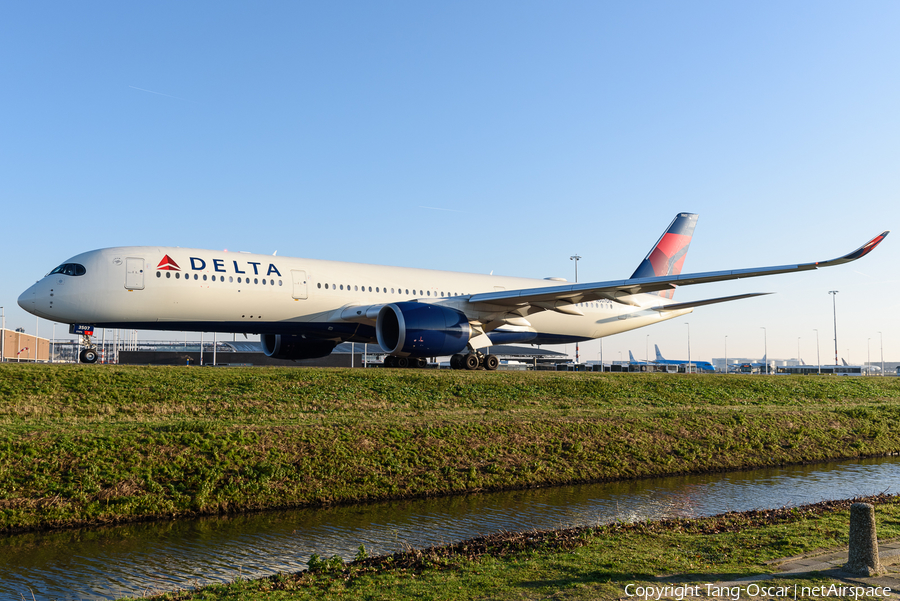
[[1, 365, 899, 534], [144, 494, 900, 601]]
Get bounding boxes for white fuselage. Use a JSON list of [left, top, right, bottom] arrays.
[[18, 246, 690, 348]]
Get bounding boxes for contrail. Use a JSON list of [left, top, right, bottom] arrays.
[[129, 86, 194, 102], [418, 206, 465, 213]]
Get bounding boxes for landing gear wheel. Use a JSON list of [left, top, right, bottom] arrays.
[[415, 358, 428, 368], [450, 354, 464, 370], [464, 353, 480, 370], [397, 357, 409, 368], [484, 355, 499, 371], [384, 356, 397, 368], [79, 348, 99, 364]]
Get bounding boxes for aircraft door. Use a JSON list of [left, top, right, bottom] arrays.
[[125, 257, 145, 290], [291, 270, 308, 300]]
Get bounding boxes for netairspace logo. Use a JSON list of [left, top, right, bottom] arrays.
[[624, 583, 893, 600]]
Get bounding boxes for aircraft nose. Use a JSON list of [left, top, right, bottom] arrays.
[[18, 284, 36, 314]]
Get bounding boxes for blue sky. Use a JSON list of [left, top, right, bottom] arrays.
[[2, 2, 897, 364]]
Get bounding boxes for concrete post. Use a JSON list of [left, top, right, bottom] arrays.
[[844, 503, 883, 576]]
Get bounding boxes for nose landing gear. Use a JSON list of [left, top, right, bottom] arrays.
[[78, 334, 99, 364]]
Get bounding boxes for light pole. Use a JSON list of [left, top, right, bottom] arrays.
[[814, 329, 821, 375], [570, 255, 581, 363], [570, 254, 581, 283], [684, 323, 691, 373], [760, 327, 767, 374], [724, 335, 728, 374], [879, 331, 884, 376], [829, 290, 839, 365]]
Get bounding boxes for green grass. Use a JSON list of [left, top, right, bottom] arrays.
[[141, 495, 900, 600], [1, 364, 900, 533]]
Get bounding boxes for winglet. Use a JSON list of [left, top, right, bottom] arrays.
[[817, 231, 889, 267]]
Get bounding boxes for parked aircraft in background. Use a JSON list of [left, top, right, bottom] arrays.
[[653, 344, 715, 372], [627, 351, 651, 365], [18, 214, 888, 369], [735, 356, 770, 374]]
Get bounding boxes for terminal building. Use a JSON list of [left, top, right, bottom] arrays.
[[0, 329, 49, 362]]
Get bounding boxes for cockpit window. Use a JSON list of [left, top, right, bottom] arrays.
[[48, 263, 86, 276]]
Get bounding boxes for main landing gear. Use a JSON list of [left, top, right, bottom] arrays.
[[449, 352, 499, 371], [383, 356, 428, 369]]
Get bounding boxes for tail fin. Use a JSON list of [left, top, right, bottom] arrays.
[[654, 344, 665, 361], [842, 358, 848, 366], [630, 212, 698, 299], [628, 350, 637, 363]]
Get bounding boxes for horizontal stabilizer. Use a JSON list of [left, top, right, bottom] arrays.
[[650, 292, 772, 312]]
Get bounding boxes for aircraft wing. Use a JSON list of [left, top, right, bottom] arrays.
[[467, 231, 889, 310]]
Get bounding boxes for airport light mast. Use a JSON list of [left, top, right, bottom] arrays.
[[760, 327, 768, 374], [829, 290, 839, 365], [814, 329, 821, 375], [724, 335, 728, 374], [570, 254, 581, 364], [684, 322, 691, 373]]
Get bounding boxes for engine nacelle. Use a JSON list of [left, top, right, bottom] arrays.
[[261, 334, 337, 361], [376, 302, 471, 358]]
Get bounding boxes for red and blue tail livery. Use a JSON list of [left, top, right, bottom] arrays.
[[630, 212, 698, 298]]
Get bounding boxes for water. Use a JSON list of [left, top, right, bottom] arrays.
[[1, 457, 899, 600]]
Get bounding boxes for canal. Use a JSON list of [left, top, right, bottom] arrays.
[[1, 456, 899, 600]]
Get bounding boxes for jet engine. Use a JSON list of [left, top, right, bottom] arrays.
[[261, 334, 337, 361], [376, 302, 471, 358]]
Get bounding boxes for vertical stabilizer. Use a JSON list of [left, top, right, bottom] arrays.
[[654, 344, 665, 361], [628, 350, 637, 363], [630, 213, 698, 298]]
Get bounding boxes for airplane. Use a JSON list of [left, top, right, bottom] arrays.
[[734, 355, 768, 373], [653, 344, 715, 372], [627, 350, 651, 365], [17, 213, 888, 369]]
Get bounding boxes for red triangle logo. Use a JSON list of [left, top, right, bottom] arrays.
[[157, 255, 180, 271]]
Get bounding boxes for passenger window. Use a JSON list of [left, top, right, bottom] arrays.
[[255, 278, 259, 284], [156, 272, 161, 278], [166, 272, 171, 279], [317, 283, 321, 288], [229, 276, 233, 283], [376, 287, 380, 292], [203, 275, 208, 281], [325, 283, 329, 289]]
